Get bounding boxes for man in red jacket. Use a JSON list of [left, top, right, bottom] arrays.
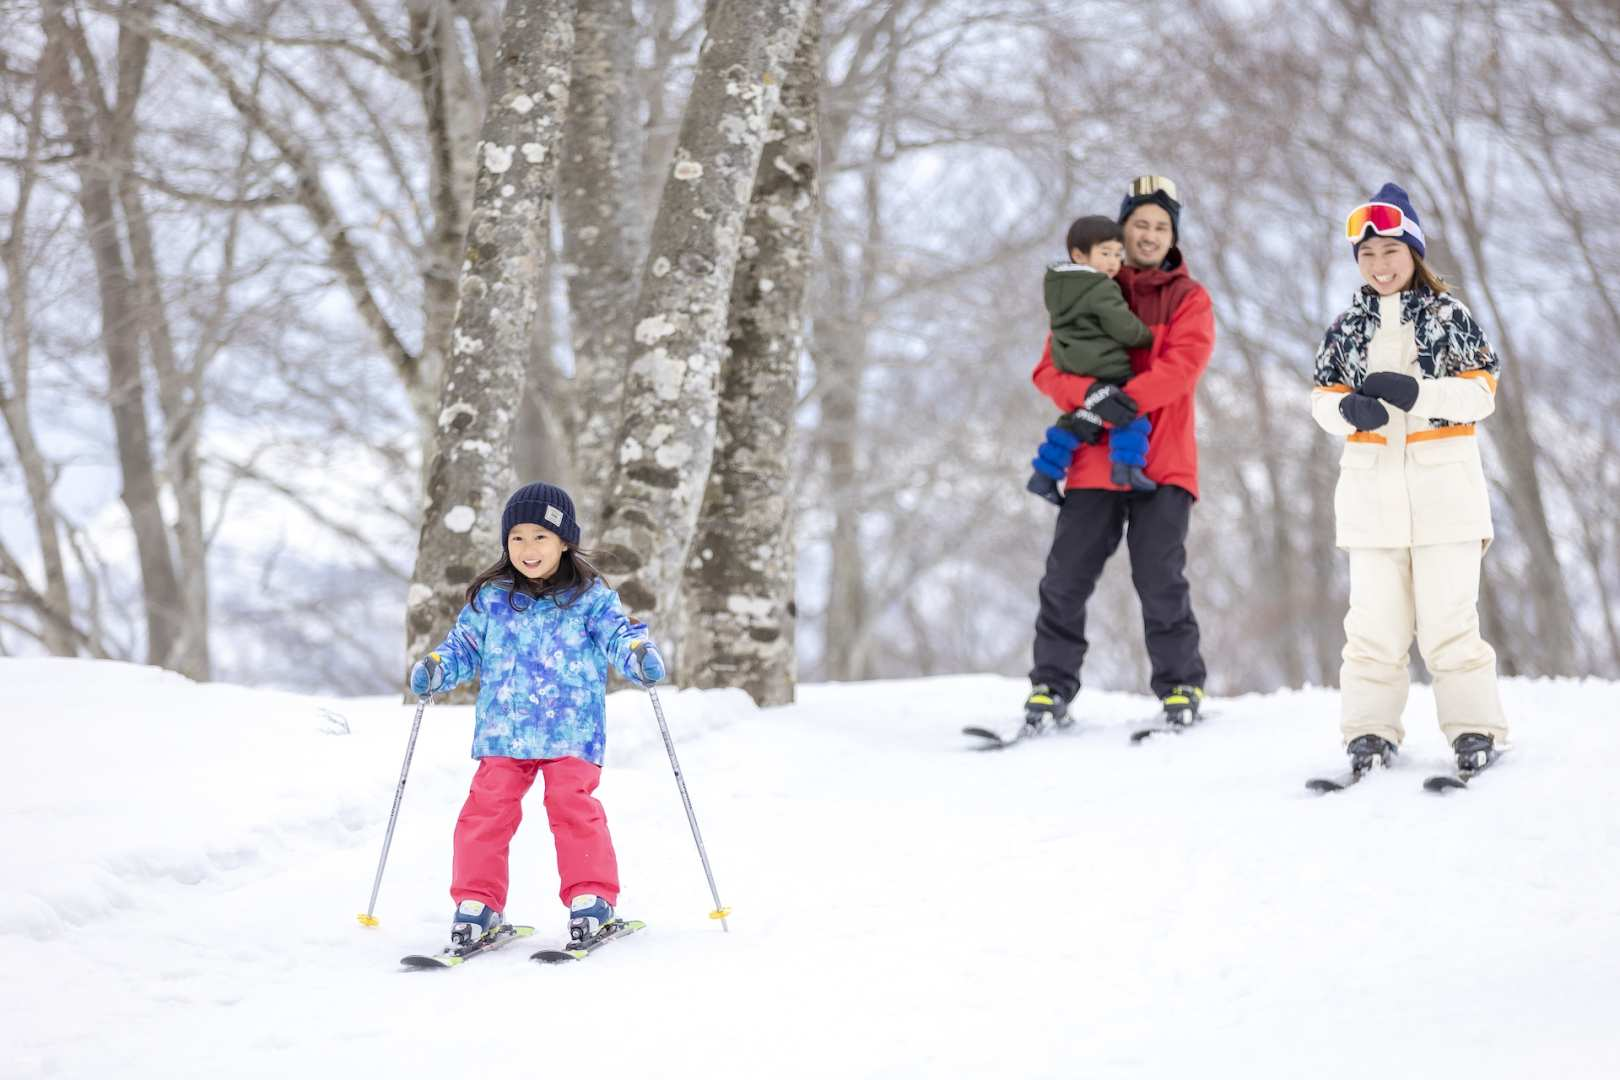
[[1023, 176, 1216, 732]]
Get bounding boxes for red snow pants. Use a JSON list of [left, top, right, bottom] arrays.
[[450, 756, 619, 913]]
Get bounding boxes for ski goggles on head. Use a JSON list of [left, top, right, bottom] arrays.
[[1128, 174, 1180, 208], [1345, 201, 1425, 247]]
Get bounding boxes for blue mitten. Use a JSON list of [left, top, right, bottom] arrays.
[[409, 653, 444, 697], [629, 641, 665, 687]]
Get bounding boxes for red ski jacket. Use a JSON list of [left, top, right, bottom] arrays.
[[1032, 252, 1216, 498]]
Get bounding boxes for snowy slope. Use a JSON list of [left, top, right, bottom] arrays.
[[3, 658, 1618, 1079]]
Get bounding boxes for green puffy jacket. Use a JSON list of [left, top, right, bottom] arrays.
[[1044, 262, 1154, 382]]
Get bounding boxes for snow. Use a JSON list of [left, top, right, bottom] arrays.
[[4, 659, 1618, 1078]]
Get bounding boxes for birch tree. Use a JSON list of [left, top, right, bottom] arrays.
[[405, 0, 576, 689], [596, 0, 813, 628], [681, 1, 821, 705]]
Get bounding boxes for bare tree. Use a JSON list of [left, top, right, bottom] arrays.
[[681, 1, 821, 705], [38, 2, 192, 673], [405, 0, 577, 694], [0, 33, 76, 657]]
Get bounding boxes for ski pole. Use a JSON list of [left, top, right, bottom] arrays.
[[357, 693, 430, 927], [647, 684, 731, 932]]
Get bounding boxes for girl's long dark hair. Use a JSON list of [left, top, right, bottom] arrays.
[[466, 546, 603, 611]]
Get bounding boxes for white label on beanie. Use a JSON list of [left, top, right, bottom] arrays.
[[545, 505, 563, 526]]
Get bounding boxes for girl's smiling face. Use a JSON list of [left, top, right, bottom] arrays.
[[508, 523, 566, 580], [1356, 236, 1415, 295]]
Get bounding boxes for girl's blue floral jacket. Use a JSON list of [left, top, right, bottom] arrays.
[[428, 579, 650, 765]]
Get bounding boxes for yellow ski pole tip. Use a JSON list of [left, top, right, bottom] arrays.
[[708, 907, 732, 920], [357, 913, 379, 927]]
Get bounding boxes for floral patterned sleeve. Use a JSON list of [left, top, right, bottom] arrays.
[[431, 598, 488, 693], [583, 583, 650, 681]]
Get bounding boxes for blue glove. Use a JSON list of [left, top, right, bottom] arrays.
[[409, 653, 444, 697], [629, 641, 665, 687], [1108, 416, 1152, 467]]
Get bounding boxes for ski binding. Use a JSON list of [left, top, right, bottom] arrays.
[[532, 918, 645, 963]]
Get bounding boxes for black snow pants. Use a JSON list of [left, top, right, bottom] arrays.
[[1029, 484, 1206, 702]]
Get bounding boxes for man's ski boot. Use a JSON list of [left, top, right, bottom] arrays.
[[568, 894, 614, 946], [1451, 732, 1497, 774], [1159, 685, 1204, 727], [1347, 733, 1398, 777], [1024, 684, 1071, 732], [450, 899, 502, 948]]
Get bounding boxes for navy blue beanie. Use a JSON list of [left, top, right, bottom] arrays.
[[1352, 181, 1425, 260], [501, 482, 580, 546]]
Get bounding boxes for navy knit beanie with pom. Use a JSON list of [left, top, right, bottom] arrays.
[[501, 482, 580, 546], [1351, 181, 1425, 261]]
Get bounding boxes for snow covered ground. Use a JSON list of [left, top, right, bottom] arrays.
[[4, 657, 1618, 1079]]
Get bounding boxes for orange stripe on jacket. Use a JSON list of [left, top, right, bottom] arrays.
[[1407, 423, 1476, 443]]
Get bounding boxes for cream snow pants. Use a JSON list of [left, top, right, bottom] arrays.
[[1341, 541, 1508, 747]]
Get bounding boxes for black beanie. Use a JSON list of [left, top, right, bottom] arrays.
[[501, 482, 580, 546], [1117, 175, 1182, 247]]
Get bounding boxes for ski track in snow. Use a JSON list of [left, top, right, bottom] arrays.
[[3, 659, 1619, 1079]]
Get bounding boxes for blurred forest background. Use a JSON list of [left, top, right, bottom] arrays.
[[2, 0, 1616, 700]]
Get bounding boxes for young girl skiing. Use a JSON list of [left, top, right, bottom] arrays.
[[1310, 182, 1507, 779], [409, 481, 665, 949]]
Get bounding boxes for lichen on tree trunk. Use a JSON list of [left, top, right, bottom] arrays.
[[597, 0, 813, 638]]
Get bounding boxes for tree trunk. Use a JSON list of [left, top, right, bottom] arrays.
[[559, 0, 647, 525], [681, 1, 820, 705], [41, 3, 186, 670], [409, 0, 484, 457], [107, 12, 210, 678], [596, 0, 812, 628], [405, 0, 576, 696]]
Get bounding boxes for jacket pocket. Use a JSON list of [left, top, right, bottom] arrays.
[[1406, 434, 1491, 541], [1333, 441, 1382, 541]]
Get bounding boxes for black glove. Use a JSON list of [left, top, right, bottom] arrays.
[[1056, 409, 1105, 446], [1338, 393, 1390, 432], [1081, 383, 1140, 428], [1358, 371, 1420, 412]]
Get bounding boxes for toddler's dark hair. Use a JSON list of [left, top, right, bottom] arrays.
[[1065, 215, 1125, 256]]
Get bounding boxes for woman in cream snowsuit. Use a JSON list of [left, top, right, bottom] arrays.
[[1310, 182, 1507, 776]]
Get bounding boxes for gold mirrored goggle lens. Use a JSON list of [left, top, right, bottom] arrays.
[[1128, 175, 1178, 203]]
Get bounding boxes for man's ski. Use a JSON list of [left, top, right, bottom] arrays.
[[962, 716, 1074, 750], [1129, 707, 1217, 744], [400, 924, 535, 969], [532, 918, 645, 963]]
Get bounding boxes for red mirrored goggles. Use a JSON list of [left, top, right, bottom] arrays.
[[1345, 201, 1425, 247]]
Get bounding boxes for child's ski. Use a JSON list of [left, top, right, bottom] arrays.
[[400, 923, 536, 969], [532, 919, 645, 963]]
